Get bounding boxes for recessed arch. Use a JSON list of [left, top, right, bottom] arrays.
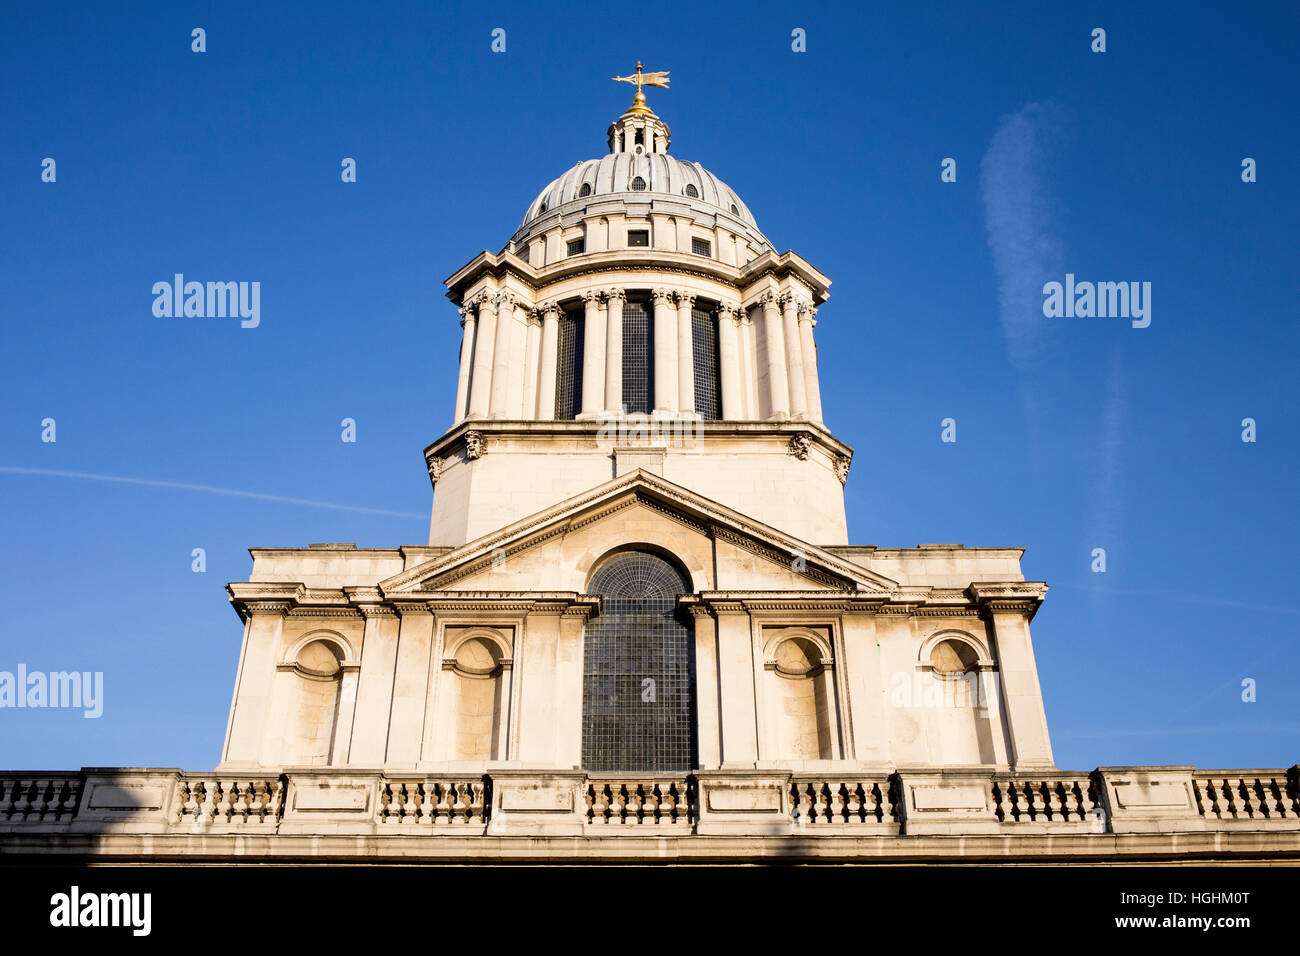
[[581, 549, 697, 773]]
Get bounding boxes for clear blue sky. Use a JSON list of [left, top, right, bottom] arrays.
[[2, 1, 1296, 772]]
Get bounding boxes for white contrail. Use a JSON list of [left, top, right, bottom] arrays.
[[0, 466, 425, 519]]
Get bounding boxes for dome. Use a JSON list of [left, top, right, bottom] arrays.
[[520, 154, 761, 231], [508, 90, 772, 255]]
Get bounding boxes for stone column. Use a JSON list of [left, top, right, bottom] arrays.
[[489, 291, 515, 419], [579, 290, 605, 418], [652, 288, 678, 414], [714, 603, 759, 766], [691, 607, 721, 768], [974, 586, 1055, 770], [522, 309, 542, 419], [741, 308, 760, 417], [780, 293, 808, 419], [717, 303, 742, 420], [537, 302, 560, 419], [839, 610, 891, 765], [759, 293, 789, 419], [467, 292, 495, 420], [798, 304, 824, 424], [220, 601, 289, 769], [347, 605, 400, 764], [385, 603, 434, 766], [452, 305, 474, 424], [604, 289, 624, 413], [676, 293, 696, 415]]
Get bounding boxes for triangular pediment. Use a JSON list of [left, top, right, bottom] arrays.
[[380, 470, 897, 596]]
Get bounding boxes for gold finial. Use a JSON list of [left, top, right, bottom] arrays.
[[612, 61, 669, 113]]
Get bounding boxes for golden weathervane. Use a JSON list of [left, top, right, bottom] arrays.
[[612, 61, 669, 112]]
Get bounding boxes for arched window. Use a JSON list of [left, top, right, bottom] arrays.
[[582, 551, 697, 773], [684, 183, 698, 198], [630, 176, 646, 191], [578, 182, 592, 198], [730, 203, 739, 215]]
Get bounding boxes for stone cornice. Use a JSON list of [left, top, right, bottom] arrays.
[[380, 469, 895, 597], [443, 248, 831, 311], [969, 582, 1049, 621], [226, 583, 599, 622], [422, 418, 854, 462]]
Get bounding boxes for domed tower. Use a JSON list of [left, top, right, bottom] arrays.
[[426, 78, 851, 547]]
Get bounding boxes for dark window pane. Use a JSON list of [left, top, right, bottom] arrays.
[[627, 230, 649, 247], [582, 552, 697, 774], [622, 300, 653, 415], [691, 238, 711, 257], [567, 238, 585, 256], [554, 308, 583, 420], [691, 306, 721, 420]]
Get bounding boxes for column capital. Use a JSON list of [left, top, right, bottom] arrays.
[[652, 287, 675, 303], [757, 290, 780, 307], [675, 292, 696, 308], [537, 300, 561, 319], [582, 289, 603, 304], [605, 288, 627, 302], [492, 290, 516, 311], [719, 301, 744, 323]]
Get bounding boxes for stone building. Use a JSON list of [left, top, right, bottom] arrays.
[[2, 79, 1296, 862]]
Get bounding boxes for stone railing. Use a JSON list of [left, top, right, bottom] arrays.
[[789, 775, 896, 826], [173, 777, 284, 826], [585, 778, 694, 826], [0, 775, 83, 823], [991, 774, 1102, 824], [0, 766, 1296, 848], [376, 778, 489, 825], [1192, 770, 1300, 823]]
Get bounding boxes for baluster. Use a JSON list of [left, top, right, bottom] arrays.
[[417, 782, 434, 824], [610, 784, 628, 824], [449, 783, 468, 822], [843, 782, 863, 822], [590, 783, 609, 824], [431, 782, 449, 824], [1220, 778, 1238, 819]]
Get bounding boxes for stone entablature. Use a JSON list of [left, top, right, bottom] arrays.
[[424, 421, 853, 546], [3, 767, 1296, 863]]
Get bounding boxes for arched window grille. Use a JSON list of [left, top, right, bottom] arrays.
[[581, 551, 697, 773], [579, 182, 592, 197], [684, 183, 698, 198], [630, 176, 647, 191]]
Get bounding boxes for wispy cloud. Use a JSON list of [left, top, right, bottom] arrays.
[[0, 466, 424, 519], [979, 101, 1068, 372]]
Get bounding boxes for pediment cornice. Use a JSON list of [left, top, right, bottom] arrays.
[[379, 470, 898, 597]]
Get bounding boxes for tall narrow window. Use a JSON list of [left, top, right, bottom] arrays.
[[581, 551, 697, 773], [691, 305, 721, 420], [621, 300, 653, 414], [554, 307, 583, 420]]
